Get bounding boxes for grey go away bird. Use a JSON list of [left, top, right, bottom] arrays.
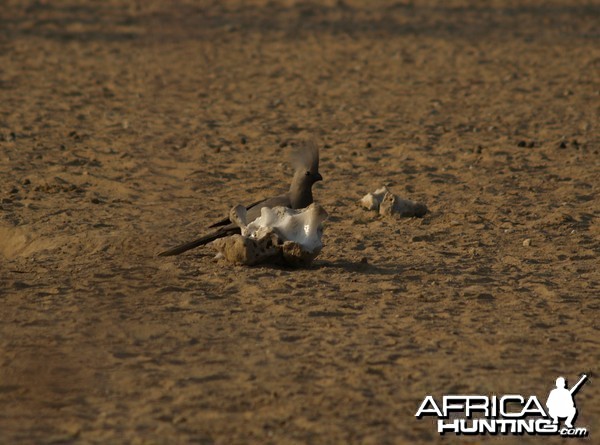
[[158, 140, 322, 256]]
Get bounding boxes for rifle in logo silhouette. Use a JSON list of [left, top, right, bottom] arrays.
[[569, 374, 588, 395]]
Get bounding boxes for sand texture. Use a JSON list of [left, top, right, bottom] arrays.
[[0, 1, 598, 443]]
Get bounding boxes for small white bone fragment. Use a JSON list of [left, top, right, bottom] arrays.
[[379, 192, 428, 218], [360, 186, 389, 210], [360, 186, 427, 217]]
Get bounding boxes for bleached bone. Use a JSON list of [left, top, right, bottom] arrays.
[[213, 203, 328, 266], [360, 186, 390, 210], [379, 191, 428, 218], [360, 186, 427, 217], [244, 203, 328, 253], [229, 204, 249, 230]]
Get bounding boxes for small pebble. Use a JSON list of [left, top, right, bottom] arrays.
[[523, 238, 532, 247]]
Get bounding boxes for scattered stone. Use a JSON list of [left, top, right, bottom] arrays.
[[360, 186, 427, 218], [523, 238, 532, 247], [477, 293, 495, 302], [559, 141, 567, 149], [517, 140, 535, 148]]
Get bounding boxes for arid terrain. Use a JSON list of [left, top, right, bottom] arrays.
[[0, 1, 598, 443]]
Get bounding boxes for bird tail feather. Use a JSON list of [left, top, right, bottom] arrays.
[[158, 231, 227, 256]]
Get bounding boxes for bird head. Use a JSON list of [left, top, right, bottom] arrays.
[[290, 139, 322, 185]]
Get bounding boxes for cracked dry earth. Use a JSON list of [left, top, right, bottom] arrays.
[[0, 1, 598, 444]]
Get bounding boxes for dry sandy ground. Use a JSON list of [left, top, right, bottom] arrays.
[[0, 1, 598, 443]]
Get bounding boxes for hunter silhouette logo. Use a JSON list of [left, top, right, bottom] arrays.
[[546, 375, 587, 429], [416, 374, 589, 438]]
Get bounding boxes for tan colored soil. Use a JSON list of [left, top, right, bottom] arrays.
[[0, 1, 598, 443]]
